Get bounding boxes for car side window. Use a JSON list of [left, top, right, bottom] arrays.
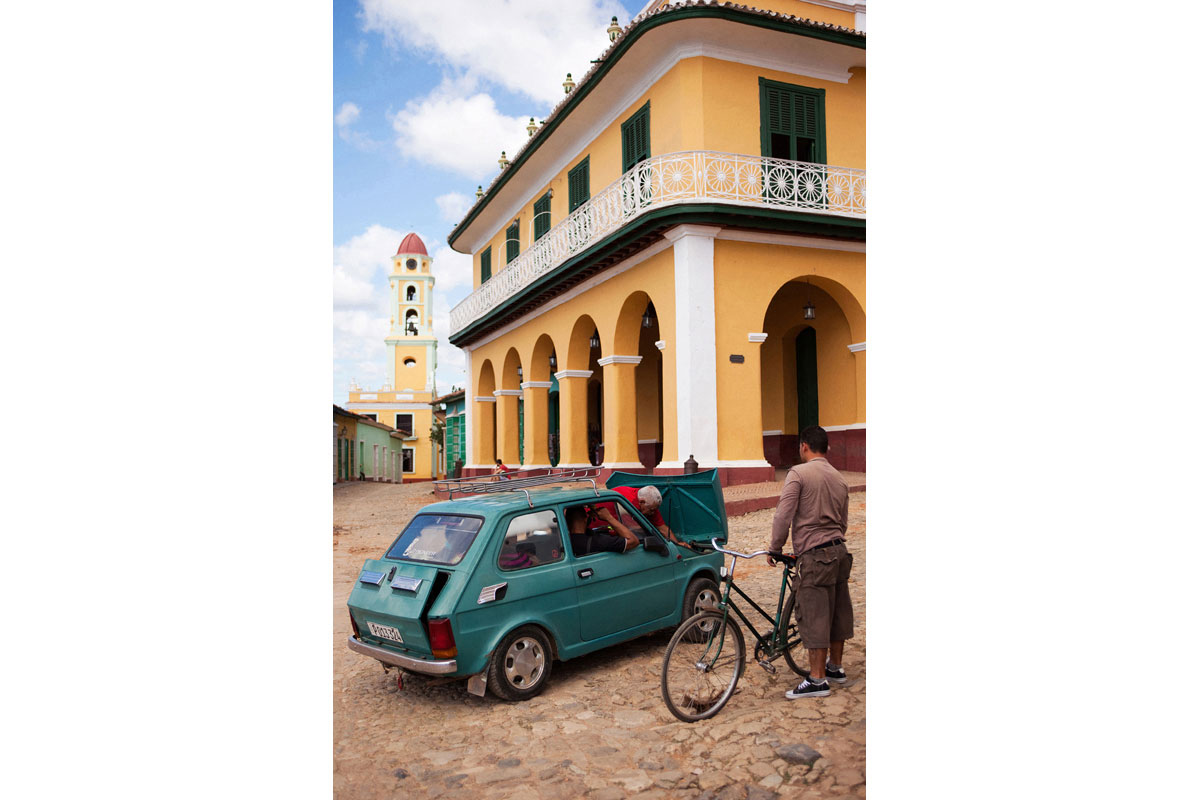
[[498, 510, 563, 571], [612, 500, 652, 542]]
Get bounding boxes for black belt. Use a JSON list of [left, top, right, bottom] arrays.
[[805, 538, 845, 553]]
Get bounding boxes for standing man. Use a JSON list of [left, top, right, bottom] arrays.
[[611, 484, 694, 550], [767, 426, 852, 699]]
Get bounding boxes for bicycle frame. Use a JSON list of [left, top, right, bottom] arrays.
[[690, 539, 803, 670]]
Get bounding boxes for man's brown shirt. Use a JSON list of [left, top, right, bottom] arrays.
[[769, 457, 849, 555]]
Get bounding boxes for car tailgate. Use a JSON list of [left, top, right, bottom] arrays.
[[607, 469, 728, 546], [347, 559, 444, 653]]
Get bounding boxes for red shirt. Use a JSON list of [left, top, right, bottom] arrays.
[[613, 486, 665, 528]]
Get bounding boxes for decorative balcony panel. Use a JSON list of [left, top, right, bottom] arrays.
[[449, 151, 865, 336]]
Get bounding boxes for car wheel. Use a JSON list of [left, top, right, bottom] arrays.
[[681, 577, 720, 641], [487, 626, 553, 701]]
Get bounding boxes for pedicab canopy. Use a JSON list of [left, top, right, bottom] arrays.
[[606, 469, 728, 547]]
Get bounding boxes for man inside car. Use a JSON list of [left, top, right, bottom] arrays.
[[565, 504, 640, 555]]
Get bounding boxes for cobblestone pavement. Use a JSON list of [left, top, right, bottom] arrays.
[[334, 481, 866, 799]]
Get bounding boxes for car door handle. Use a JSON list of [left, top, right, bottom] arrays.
[[578, 568, 594, 579]]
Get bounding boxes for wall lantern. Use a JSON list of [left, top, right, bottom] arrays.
[[563, 73, 575, 94], [803, 279, 816, 320], [589, 329, 600, 350], [516, 366, 523, 378], [642, 304, 656, 328], [549, 354, 557, 369]]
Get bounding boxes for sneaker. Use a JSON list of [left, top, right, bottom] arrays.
[[824, 664, 848, 683], [785, 679, 830, 699]]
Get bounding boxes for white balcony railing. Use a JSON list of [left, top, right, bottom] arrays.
[[450, 150, 865, 335]]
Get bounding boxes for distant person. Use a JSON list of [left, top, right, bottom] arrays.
[[565, 505, 639, 555], [766, 425, 852, 700], [493, 459, 509, 481], [611, 484, 694, 550]]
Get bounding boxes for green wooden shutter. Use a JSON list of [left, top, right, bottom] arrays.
[[621, 102, 650, 172], [759, 79, 825, 163], [480, 246, 491, 283], [568, 157, 590, 212], [533, 192, 551, 240], [506, 220, 519, 263]]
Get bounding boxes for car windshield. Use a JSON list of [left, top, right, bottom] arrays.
[[385, 514, 483, 565]]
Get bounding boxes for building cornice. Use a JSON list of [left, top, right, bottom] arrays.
[[447, 3, 864, 251]]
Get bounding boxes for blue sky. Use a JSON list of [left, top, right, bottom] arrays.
[[333, 0, 650, 404]]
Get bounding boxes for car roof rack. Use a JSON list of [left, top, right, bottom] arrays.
[[434, 467, 604, 508]]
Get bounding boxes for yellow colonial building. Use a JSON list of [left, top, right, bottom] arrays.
[[345, 232, 440, 481], [448, 0, 866, 484]]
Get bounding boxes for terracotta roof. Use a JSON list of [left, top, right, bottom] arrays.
[[396, 232, 428, 256], [448, 0, 865, 247]]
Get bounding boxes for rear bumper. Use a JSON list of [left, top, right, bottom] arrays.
[[347, 636, 458, 675]]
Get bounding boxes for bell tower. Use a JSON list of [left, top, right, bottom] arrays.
[[386, 232, 438, 393]]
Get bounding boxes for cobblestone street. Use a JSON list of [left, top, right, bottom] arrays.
[[334, 481, 866, 799]]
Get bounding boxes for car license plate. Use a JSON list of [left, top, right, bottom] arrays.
[[366, 622, 404, 643]]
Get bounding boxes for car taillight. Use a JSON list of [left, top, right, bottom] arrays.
[[349, 610, 360, 639], [426, 618, 457, 659]]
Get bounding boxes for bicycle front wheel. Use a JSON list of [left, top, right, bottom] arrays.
[[661, 611, 745, 722]]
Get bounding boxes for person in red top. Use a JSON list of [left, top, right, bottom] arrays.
[[611, 485, 694, 550]]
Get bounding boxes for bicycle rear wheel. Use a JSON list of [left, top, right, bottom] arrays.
[[780, 590, 808, 675], [661, 611, 745, 722]]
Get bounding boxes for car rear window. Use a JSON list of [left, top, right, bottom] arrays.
[[386, 514, 484, 565]]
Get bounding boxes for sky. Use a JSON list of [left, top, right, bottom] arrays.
[[333, 0, 651, 405]]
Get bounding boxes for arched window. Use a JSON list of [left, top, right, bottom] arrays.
[[405, 309, 419, 335], [406, 286, 417, 302]]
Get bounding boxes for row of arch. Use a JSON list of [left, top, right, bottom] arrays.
[[471, 275, 864, 470]]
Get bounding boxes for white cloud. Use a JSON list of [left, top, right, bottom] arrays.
[[335, 100, 379, 150], [435, 191, 472, 223], [335, 102, 360, 128], [429, 242, 473, 293], [391, 89, 529, 179], [360, 0, 626, 107]]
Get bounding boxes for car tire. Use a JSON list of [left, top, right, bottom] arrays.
[[680, 576, 720, 640], [487, 626, 553, 701]]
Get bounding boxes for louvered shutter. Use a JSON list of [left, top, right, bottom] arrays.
[[480, 247, 491, 283], [533, 192, 551, 240], [621, 103, 650, 172], [506, 221, 520, 263], [568, 157, 590, 212]]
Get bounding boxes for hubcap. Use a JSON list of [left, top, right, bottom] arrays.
[[504, 636, 545, 688]]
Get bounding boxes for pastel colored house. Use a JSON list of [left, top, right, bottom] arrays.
[[344, 232, 439, 482], [334, 405, 408, 484], [436, 388, 467, 477], [446, 0, 866, 483]]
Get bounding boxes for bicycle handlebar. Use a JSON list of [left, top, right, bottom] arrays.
[[709, 539, 797, 566]]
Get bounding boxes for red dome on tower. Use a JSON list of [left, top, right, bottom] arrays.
[[395, 232, 428, 256]]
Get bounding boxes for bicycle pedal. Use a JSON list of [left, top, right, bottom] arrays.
[[757, 659, 777, 674]]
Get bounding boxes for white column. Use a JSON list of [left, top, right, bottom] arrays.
[[373, 444, 379, 481], [665, 224, 721, 467]]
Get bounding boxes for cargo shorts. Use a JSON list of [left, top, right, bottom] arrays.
[[795, 541, 854, 649]]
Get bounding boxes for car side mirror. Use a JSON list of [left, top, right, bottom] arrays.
[[644, 536, 669, 556]]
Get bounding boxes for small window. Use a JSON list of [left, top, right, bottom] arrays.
[[506, 220, 520, 263], [406, 286, 417, 301], [405, 310, 419, 334], [480, 247, 492, 284], [395, 413, 413, 436], [568, 157, 590, 212], [402, 448, 414, 473], [406, 258, 417, 270], [386, 514, 483, 565], [498, 510, 564, 571], [403, 357, 417, 368]]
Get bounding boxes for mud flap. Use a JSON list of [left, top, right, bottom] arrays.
[[467, 673, 487, 697]]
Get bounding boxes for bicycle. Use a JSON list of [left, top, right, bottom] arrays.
[[660, 539, 807, 722]]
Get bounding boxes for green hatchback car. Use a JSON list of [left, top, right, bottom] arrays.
[[346, 469, 727, 701]]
